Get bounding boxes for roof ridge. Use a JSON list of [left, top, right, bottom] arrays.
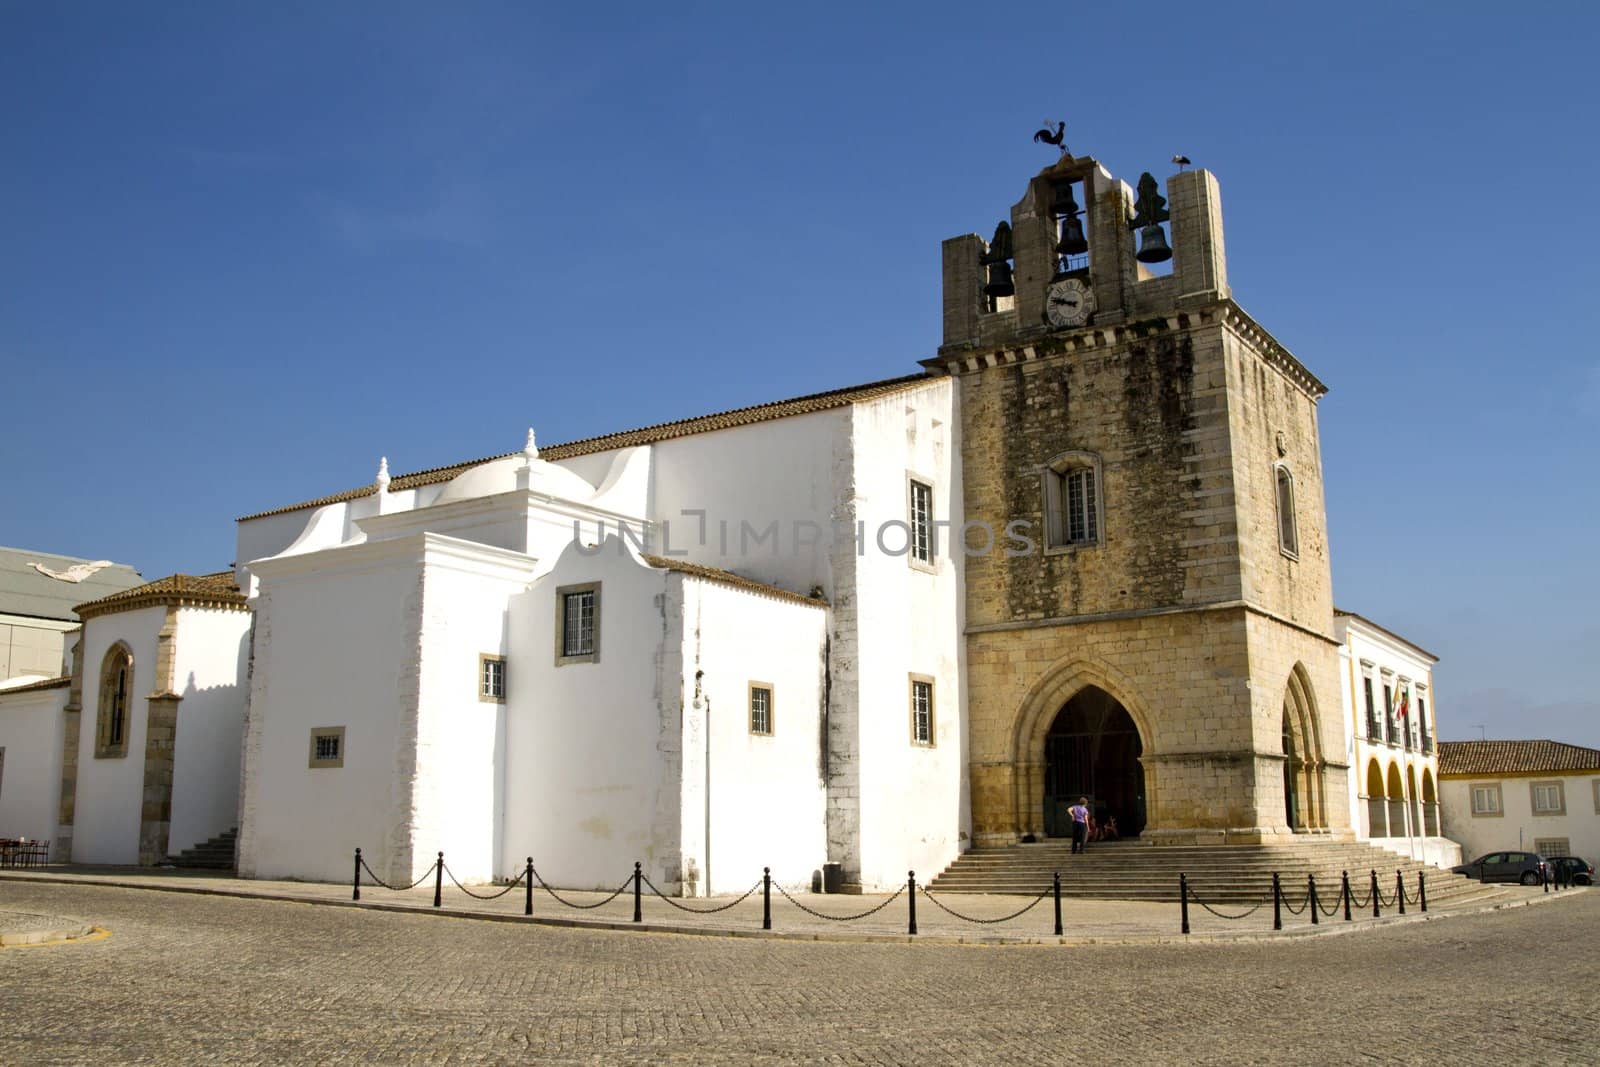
[[237, 372, 934, 523]]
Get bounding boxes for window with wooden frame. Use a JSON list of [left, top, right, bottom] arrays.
[[1531, 780, 1565, 816], [95, 642, 134, 758], [907, 477, 934, 569], [479, 654, 506, 703], [309, 726, 345, 769], [909, 674, 935, 747], [555, 582, 600, 665], [748, 682, 773, 736], [1042, 451, 1102, 551], [1470, 783, 1502, 816]]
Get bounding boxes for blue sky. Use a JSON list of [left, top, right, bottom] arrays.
[[3, 2, 1597, 744]]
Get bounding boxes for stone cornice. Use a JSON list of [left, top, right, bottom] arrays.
[[966, 598, 1339, 646], [922, 298, 1327, 401]]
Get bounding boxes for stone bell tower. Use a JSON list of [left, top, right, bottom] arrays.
[[929, 151, 1349, 846]]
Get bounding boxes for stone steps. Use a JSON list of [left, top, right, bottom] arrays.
[[928, 839, 1482, 903], [167, 828, 238, 871]]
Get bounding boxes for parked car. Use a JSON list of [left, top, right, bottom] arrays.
[[1547, 856, 1594, 886], [1450, 851, 1548, 885]]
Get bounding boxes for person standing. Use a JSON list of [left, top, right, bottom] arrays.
[[1069, 796, 1090, 854]]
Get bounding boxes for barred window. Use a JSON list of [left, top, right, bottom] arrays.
[[479, 655, 506, 702], [908, 479, 934, 565], [556, 583, 600, 664], [309, 727, 345, 769], [749, 684, 773, 736], [910, 676, 935, 746], [1535, 837, 1570, 858]]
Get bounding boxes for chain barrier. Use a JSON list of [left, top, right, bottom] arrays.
[[359, 855, 439, 892], [442, 864, 527, 901], [771, 880, 906, 921], [530, 864, 634, 910], [1279, 891, 1309, 917], [1188, 890, 1269, 920], [640, 873, 764, 914], [1316, 890, 1343, 918], [1348, 885, 1372, 908], [918, 884, 1051, 925], [1375, 886, 1397, 908]]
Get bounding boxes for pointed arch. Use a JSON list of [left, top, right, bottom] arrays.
[[1280, 662, 1326, 831], [95, 641, 135, 758], [1011, 657, 1156, 841]]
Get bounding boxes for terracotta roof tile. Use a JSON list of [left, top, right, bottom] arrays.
[[76, 571, 247, 620], [238, 373, 933, 522], [1437, 740, 1600, 777], [640, 555, 825, 609]]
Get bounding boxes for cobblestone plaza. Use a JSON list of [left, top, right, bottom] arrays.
[[2, 880, 1596, 1064]]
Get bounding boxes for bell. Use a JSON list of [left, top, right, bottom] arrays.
[[1136, 222, 1172, 264], [982, 259, 1015, 298], [1056, 214, 1088, 256]]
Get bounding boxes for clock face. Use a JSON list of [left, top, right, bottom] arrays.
[[1046, 278, 1094, 328]]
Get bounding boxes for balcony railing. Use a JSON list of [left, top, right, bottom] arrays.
[[1366, 716, 1383, 743], [1421, 732, 1434, 755]]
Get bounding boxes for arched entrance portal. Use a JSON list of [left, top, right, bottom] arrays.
[[1042, 687, 1146, 839]]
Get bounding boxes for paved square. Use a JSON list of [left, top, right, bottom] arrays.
[[2, 882, 1596, 1064]]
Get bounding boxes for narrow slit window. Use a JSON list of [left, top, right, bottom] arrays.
[[1275, 465, 1299, 557]]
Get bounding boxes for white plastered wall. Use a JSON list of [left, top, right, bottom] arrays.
[[70, 606, 166, 864], [679, 577, 828, 895], [500, 539, 674, 888], [166, 607, 252, 854], [0, 684, 68, 844], [847, 380, 968, 889], [1441, 774, 1600, 863]]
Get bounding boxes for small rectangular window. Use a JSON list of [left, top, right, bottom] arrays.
[[1470, 784, 1501, 816], [1275, 465, 1299, 558], [909, 675, 935, 746], [1531, 781, 1565, 815], [908, 479, 934, 566], [1362, 674, 1379, 739], [555, 583, 601, 664], [1065, 467, 1097, 544], [309, 726, 345, 769], [479, 654, 506, 703], [749, 683, 773, 736]]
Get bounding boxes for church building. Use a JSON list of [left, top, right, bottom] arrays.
[[5, 149, 1437, 892]]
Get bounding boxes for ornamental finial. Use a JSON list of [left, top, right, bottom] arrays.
[[523, 428, 539, 460], [376, 456, 391, 489]]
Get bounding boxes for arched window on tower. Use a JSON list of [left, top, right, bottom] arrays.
[[1274, 464, 1298, 558], [96, 643, 134, 758], [1042, 451, 1103, 551]]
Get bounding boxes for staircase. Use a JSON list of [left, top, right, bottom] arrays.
[[929, 838, 1494, 904], [166, 828, 237, 871]]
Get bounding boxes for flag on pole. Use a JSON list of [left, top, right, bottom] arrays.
[[1395, 686, 1409, 721]]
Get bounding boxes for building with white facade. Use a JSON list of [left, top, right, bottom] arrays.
[[5, 151, 1473, 890], [1334, 610, 1457, 867], [1438, 740, 1600, 864]]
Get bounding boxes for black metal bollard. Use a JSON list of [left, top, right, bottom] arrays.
[[353, 847, 362, 902], [1272, 872, 1282, 931], [1543, 863, 1551, 893], [762, 867, 771, 931], [1179, 874, 1190, 935], [1053, 872, 1063, 937], [1341, 870, 1352, 922], [525, 857, 534, 917], [907, 871, 917, 936], [633, 862, 643, 923], [434, 852, 444, 908], [1370, 869, 1381, 918], [1308, 874, 1319, 926], [1418, 870, 1427, 912], [1396, 870, 1406, 915]]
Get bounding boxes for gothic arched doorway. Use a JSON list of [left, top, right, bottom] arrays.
[[1042, 687, 1145, 839]]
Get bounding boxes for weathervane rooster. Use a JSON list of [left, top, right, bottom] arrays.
[[1032, 120, 1068, 155]]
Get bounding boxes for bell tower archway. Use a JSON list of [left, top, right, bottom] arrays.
[[1041, 687, 1146, 839]]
